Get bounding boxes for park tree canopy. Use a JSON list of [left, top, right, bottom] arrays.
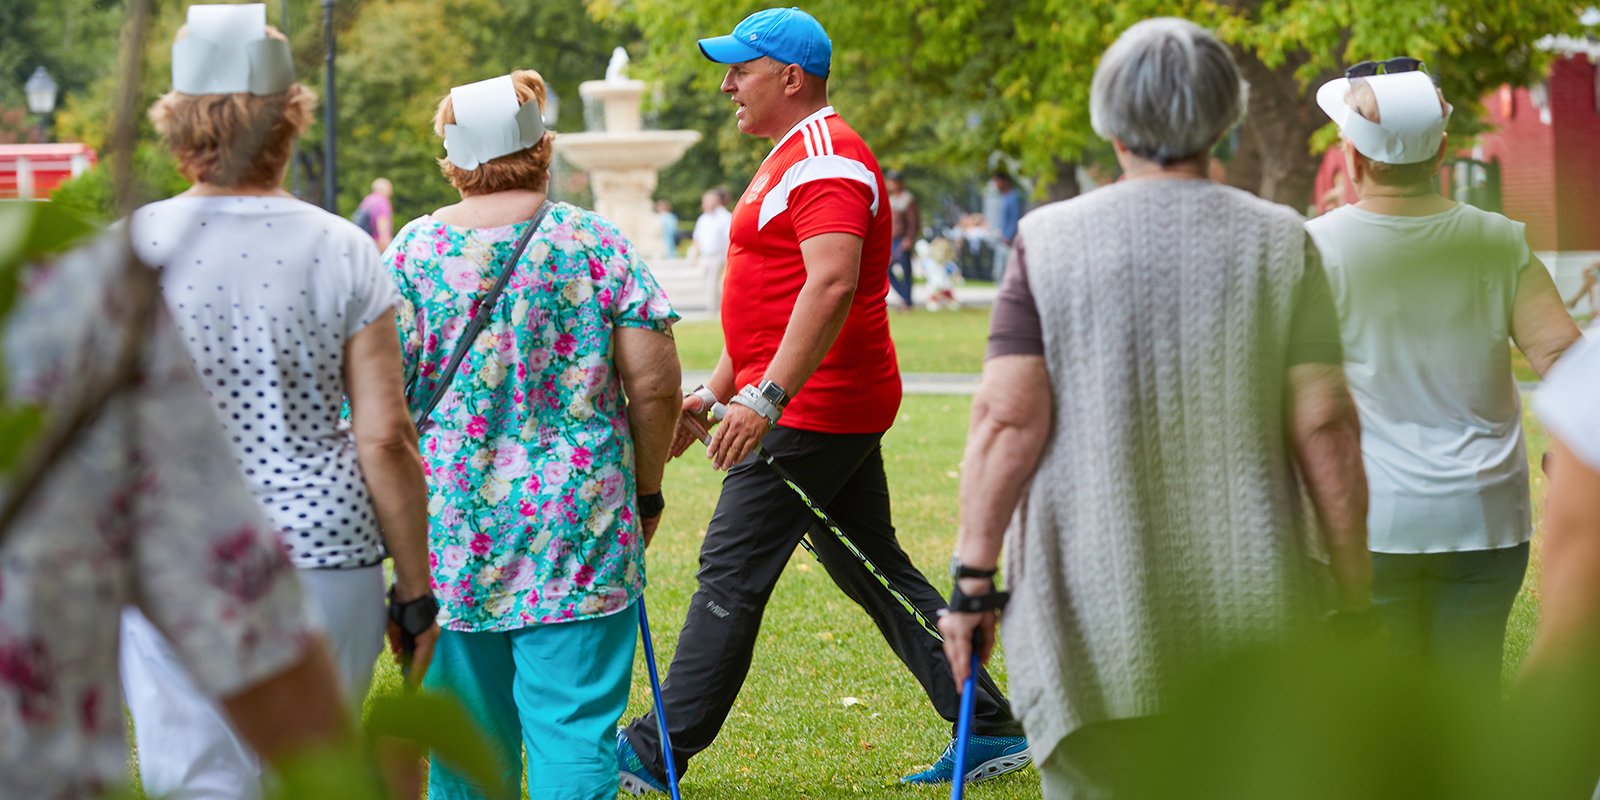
[[600, 0, 1591, 210], [15, 0, 1594, 218]]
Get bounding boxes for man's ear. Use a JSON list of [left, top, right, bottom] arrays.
[[783, 64, 806, 97], [1342, 140, 1364, 186]]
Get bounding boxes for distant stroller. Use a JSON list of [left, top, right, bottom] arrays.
[[915, 236, 962, 311]]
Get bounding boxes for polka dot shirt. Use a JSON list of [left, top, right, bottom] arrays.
[[132, 195, 398, 570]]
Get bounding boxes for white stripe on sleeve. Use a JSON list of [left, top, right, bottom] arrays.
[[758, 154, 880, 230]]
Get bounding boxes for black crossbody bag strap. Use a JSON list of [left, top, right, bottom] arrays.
[[408, 200, 553, 432]]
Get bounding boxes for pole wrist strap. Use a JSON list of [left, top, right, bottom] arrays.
[[947, 581, 1010, 614], [690, 385, 720, 411], [730, 384, 781, 428]]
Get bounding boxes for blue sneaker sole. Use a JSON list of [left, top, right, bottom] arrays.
[[964, 747, 1034, 783], [618, 772, 665, 796]]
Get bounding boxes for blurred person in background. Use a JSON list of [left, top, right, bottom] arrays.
[[1307, 60, 1580, 694], [887, 170, 918, 309], [122, 8, 438, 798], [690, 187, 732, 316], [0, 225, 367, 799], [941, 19, 1372, 799], [387, 69, 679, 799], [1524, 335, 1600, 674], [986, 171, 1022, 283], [656, 198, 679, 256], [356, 177, 397, 251]]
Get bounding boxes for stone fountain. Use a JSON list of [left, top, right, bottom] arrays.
[[555, 49, 701, 263]]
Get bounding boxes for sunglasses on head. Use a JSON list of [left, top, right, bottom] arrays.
[[1345, 57, 1427, 79]]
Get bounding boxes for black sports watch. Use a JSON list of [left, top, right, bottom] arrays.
[[638, 490, 665, 518], [387, 587, 440, 640], [949, 557, 998, 581], [757, 379, 790, 409]]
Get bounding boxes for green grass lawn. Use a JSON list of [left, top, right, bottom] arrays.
[[353, 393, 1554, 798], [678, 308, 1543, 384], [361, 395, 1036, 798], [673, 308, 994, 375], [129, 301, 1559, 796]]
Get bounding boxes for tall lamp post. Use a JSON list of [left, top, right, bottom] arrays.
[[24, 67, 58, 143], [321, 0, 337, 211]]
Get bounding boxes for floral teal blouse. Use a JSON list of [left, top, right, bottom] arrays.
[[385, 203, 677, 632]]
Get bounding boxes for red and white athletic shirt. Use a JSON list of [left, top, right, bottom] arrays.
[[721, 105, 902, 434]]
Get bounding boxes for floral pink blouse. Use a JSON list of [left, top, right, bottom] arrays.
[[386, 203, 676, 632]]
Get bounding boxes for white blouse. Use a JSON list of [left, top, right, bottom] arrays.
[[133, 195, 398, 569]]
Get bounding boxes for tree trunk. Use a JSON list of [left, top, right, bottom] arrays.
[[1045, 156, 1081, 203], [1228, 47, 1340, 212], [1225, 119, 1263, 195]]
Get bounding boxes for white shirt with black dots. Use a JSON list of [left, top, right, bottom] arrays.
[[133, 195, 399, 570]]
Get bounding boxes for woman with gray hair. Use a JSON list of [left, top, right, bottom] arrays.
[[938, 18, 1372, 798]]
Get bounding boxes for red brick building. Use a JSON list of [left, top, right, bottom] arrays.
[[1313, 39, 1600, 313], [0, 143, 96, 200]]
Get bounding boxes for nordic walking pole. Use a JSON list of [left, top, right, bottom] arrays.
[[950, 632, 982, 800], [690, 404, 945, 643], [638, 599, 683, 800]]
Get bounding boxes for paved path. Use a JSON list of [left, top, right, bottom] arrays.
[[654, 257, 1000, 322], [683, 370, 981, 396], [679, 375, 1542, 398]]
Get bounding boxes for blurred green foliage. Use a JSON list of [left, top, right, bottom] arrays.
[[1038, 635, 1600, 800], [0, 200, 95, 476], [599, 0, 1592, 209]]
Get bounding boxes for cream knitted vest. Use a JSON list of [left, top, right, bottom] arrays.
[[1001, 179, 1317, 764]]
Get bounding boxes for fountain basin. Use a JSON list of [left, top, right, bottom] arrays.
[[556, 130, 701, 172]]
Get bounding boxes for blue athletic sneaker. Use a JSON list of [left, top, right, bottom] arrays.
[[900, 735, 1032, 785], [617, 730, 670, 796]]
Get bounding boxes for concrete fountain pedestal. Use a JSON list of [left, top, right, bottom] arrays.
[[555, 74, 700, 268]]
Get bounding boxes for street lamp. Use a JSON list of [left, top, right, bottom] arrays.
[[321, 0, 337, 211], [24, 66, 57, 142]]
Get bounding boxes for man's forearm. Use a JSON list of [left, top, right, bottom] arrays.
[[707, 349, 736, 401], [763, 276, 854, 397]]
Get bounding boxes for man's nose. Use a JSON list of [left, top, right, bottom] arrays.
[[720, 71, 736, 93]]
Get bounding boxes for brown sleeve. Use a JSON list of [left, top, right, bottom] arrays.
[[985, 236, 1045, 359]]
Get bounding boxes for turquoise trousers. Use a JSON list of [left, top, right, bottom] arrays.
[[424, 605, 637, 800]]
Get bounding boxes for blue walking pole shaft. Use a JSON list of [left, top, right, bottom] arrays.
[[950, 635, 982, 800], [637, 600, 683, 800]]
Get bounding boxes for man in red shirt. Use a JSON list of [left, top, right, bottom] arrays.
[[617, 8, 1029, 793]]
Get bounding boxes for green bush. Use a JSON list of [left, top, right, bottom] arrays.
[[49, 145, 189, 224]]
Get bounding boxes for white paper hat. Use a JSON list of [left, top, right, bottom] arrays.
[[1316, 71, 1450, 165], [442, 75, 547, 171], [171, 4, 295, 96]]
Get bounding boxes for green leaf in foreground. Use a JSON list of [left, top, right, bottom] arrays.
[[0, 200, 100, 477], [365, 691, 515, 800]]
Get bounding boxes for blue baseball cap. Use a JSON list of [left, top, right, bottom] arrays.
[[698, 7, 832, 78]]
